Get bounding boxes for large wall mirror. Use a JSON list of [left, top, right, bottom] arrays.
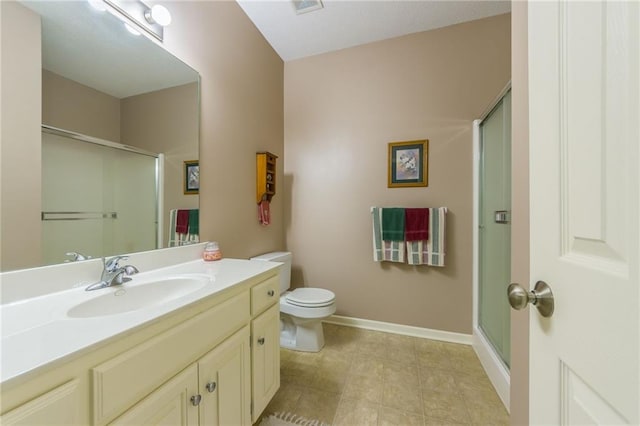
[[9, 1, 199, 270]]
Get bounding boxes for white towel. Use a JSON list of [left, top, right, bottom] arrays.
[[371, 207, 405, 263], [406, 207, 447, 266]]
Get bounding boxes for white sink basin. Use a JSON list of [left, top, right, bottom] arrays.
[[67, 276, 209, 318]]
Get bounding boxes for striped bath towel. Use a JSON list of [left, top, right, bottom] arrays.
[[372, 207, 405, 263], [168, 209, 200, 247], [406, 207, 447, 266]]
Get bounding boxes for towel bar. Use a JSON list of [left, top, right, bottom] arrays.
[[41, 211, 118, 221]]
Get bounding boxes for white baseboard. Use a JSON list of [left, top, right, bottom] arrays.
[[473, 327, 510, 412], [324, 315, 473, 345]]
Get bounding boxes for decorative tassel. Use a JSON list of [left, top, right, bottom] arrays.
[[258, 198, 271, 226]]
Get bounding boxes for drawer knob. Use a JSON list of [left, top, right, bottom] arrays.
[[206, 381, 217, 393], [258, 337, 265, 345], [267, 290, 275, 297], [191, 394, 202, 406]]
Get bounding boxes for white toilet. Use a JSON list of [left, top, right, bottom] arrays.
[[250, 252, 336, 352]]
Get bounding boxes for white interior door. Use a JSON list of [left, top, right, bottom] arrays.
[[528, 1, 639, 424]]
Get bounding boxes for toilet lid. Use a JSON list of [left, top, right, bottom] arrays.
[[285, 288, 335, 307]]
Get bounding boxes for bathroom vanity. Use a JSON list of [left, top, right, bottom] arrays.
[[0, 247, 281, 425]]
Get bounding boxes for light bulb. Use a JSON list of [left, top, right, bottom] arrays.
[[144, 4, 171, 27]]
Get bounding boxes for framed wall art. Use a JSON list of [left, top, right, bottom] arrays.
[[388, 139, 429, 188], [184, 160, 199, 194]]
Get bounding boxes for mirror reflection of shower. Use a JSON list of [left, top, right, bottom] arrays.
[[41, 127, 160, 266]]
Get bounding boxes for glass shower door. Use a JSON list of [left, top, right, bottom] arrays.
[[41, 131, 157, 265], [478, 90, 511, 368]]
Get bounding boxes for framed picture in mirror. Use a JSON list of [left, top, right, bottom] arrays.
[[184, 160, 199, 194]]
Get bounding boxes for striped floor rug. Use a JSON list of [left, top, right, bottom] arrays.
[[259, 412, 329, 426]]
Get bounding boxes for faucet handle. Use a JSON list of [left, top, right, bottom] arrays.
[[104, 255, 128, 272], [123, 265, 139, 275], [66, 252, 90, 261]]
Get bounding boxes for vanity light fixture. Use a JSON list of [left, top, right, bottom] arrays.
[[103, 0, 171, 42], [293, 0, 323, 15]]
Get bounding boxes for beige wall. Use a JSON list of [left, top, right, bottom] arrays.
[[42, 70, 121, 142], [284, 14, 511, 333], [121, 83, 199, 247], [161, 1, 285, 258], [0, 1, 42, 271], [510, 3, 530, 425]]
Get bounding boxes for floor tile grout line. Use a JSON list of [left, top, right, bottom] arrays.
[[414, 337, 428, 425], [329, 345, 352, 426]]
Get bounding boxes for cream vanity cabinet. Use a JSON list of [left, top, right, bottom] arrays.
[[112, 326, 251, 426], [0, 268, 281, 426], [101, 275, 280, 426]]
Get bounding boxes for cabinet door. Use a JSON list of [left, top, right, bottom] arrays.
[[0, 380, 81, 425], [251, 303, 280, 423], [199, 325, 251, 426], [111, 365, 199, 426]]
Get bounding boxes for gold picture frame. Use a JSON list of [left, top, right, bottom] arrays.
[[388, 140, 428, 188]]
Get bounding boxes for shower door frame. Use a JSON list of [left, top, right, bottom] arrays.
[[41, 125, 164, 256], [471, 83, 512, 412]]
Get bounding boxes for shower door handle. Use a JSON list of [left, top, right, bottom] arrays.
[[507, 281, 554, 318], [494, 210, 510, 224]]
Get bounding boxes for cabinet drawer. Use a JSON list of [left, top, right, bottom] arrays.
[[92, 291, 249, 425], [251, 275, 279, 316]]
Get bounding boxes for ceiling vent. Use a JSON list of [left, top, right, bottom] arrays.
[[293, 0, 323, 15]]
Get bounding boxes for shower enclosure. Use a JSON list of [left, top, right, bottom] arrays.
[[473, 88, 511, 410], [41, 127, 161, 265]]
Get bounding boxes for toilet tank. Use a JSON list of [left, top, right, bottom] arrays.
[[250, 251, 292, 294]]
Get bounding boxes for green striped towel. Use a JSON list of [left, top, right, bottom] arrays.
[[381, 208, 405, 241], [168, 209, 200, 247], [188, 209, 199, 235], [372, 207, 405, 263]]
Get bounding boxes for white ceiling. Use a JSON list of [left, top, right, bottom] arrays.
[[236, 0, 512, 62]]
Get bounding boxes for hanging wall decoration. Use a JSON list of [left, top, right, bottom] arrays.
[[184, 160, 199, 194], [387, 140, 429, 188]]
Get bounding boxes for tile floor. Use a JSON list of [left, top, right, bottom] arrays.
[[261, 323, 509, 426]]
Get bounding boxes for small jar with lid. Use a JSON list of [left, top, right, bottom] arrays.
[[203, 242, 222, 261]]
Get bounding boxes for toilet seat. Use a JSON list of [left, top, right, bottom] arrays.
[[280, 293, 336, 319], [285, 288, 335, 308]]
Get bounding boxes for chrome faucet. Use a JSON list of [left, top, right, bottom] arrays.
[[85, 256, 139, 291]]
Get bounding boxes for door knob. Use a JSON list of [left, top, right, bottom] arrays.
[[206, 381, 217, 393], [507, 280, 554, 318]]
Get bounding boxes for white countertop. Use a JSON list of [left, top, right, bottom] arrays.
[[0, 258, 280, 386]]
